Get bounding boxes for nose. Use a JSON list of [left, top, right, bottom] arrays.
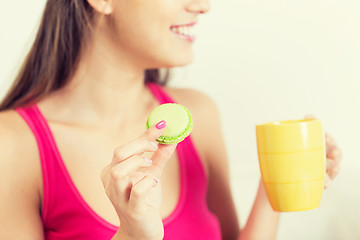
[[186, 0, 211, 14]]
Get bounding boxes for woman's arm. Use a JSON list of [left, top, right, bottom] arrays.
[[204, 103, 280, 240], [171, 89, 342, 240], [204, 106, 342, 240], [185, 91, 280, 240], [238, 181, 280, 240], [0, 111, 44, 239]]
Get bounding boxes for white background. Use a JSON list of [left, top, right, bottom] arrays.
[[1, 1, 359, 239]]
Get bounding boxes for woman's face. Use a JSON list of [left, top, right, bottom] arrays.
[[107, 0, 211, 69]]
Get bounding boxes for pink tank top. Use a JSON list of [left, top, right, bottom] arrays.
[[16, 83, 221, 240]]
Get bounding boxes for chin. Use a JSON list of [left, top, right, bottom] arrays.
[[146, 50, 194, 69], [163, 53, 194, 68]]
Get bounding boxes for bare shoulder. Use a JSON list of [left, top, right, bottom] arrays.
[[0, 110, 39, 157], [0, 110, 43, 238], [164, 87, 221, 133], [0, 109, 41, 180], [164, 87, 223, 169], [164, 87, 220, 128], [0, 109, 41, 194], [0, 109, 29, 135]]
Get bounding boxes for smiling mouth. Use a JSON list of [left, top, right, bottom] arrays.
[[170, 23, 196, 42]]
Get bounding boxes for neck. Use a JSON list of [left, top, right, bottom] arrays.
[[40, 32, 157, 128]]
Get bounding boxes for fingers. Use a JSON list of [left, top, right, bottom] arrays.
[[102, 156, 152, 204], [128, 175, 159, 214], [303, 115, 343, 189], [324, 173, 332, 189], [325, 133, 343, 163], [326, 158, 341, 180], [149, 143, 177, 178], [303, 115, 342, 162], [304, 114, 316, 119], [324, 133, 342, 189], [101, 121, 172, 225], [303, 117, 343, 163], [142, 123, 167, 142], [112, 123, 167, 164], [110, 156, 152, 184], [106, 121, 169, 197], [113, 139, 157, 164]]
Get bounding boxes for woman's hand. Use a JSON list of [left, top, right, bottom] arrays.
[[324, 133, 342, 189], [101, 122, 177, 240], [305, 115, 343, 189]]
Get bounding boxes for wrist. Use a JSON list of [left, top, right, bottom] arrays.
[[112, 228, 136, 240], [112, 228, 163, 240], [112, 228, 127, 240]]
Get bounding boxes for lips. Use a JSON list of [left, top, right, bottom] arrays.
[[170, 22, 196, 42]]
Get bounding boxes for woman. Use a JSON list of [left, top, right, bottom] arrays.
[[0, 0, 342, 239]]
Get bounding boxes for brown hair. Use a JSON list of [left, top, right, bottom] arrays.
[[0, 0, 169, 111]]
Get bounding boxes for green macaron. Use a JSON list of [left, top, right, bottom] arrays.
[[146, 103, 193, 144]]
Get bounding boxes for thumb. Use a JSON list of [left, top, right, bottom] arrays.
[[142, 120, 168, 142], [304, 114, 316, 120]]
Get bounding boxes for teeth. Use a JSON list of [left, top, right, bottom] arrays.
[[171, 26, 194, 37]]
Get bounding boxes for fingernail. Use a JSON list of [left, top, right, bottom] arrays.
[[154, 178, 159, 184], [151, 141, 158, 149], [144, 158, 152, 164], [156, 120, 166, 129]]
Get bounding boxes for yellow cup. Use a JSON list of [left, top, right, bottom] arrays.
[[256, 119, 326, 212]]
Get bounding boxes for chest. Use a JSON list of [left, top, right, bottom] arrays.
[[46, 124, 181, 226]]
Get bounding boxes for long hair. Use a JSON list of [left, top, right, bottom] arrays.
[[0, 0, 169, 111]]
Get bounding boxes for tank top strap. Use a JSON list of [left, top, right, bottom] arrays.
[[14, 88, 219, 239], [16, 105, 58, 223], [147, 83, 176, 104], [147, 83, 209, 217]]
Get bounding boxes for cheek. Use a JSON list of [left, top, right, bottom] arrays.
[[109, 4, 193, 67], [111, 1, 184, 45], [111, 9, 167, 46], [140, 27, 195, 68]]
